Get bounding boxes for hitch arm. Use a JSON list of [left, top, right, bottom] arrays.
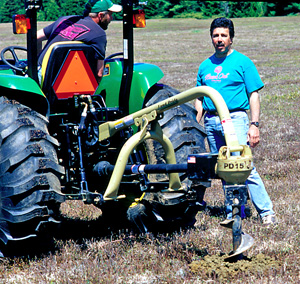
[[99, 86, 242, 152], [99, 86, 251, 200], [103, 118, 182, 200]]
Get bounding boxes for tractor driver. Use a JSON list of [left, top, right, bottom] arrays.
[[37, 0, 122, 83]]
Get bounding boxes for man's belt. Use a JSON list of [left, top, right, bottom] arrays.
[[205, 109, 246, 116]]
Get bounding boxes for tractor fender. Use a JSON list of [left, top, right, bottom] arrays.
[[98, 61, 164, 113], [128, 63, 164, 114], [0, 74, 49, 116]]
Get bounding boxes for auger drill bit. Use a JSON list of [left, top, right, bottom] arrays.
[[221, 186, 254, 261]]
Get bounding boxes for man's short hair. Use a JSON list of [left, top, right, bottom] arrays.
[[89, 11, 108, 18], [89, 12, 99, 18], [210, 17, 235, 39]]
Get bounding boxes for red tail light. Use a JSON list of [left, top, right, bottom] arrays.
[[13, 14, 30, 34], [133, 9, 146, 28]]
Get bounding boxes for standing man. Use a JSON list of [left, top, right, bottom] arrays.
[[37, 0, 122, 83], [195, 17, 276, 225]]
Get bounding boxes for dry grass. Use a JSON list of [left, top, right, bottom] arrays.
[[1, 16, 300, 283]]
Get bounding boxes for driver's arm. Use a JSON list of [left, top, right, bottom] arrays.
[[37, 29, 47, 56], [97, 59, 104, 84]]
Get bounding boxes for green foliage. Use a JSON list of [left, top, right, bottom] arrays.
[[143, 1, 300, 19], [227, 2, 267, 18], [284, 2, 300, 15], [199, 1, 223, 18], [144, 0, 174, 18], [61, 0, 85, 17], [0, 0, 24, 23], [0, 1, 300, 23], [41, 0, 61, 21]]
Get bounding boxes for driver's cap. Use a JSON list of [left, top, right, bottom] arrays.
[[88, 0, 122, 13]]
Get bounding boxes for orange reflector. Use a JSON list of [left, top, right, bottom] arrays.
[[13, 14, 28, 34], [53, 50, 98, 99], [133, 9, 146, 28]]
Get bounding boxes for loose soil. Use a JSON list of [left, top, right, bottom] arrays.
[[190, 253, 281, 281]]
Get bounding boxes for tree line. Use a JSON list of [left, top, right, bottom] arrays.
[[0, 0, 299, 23]]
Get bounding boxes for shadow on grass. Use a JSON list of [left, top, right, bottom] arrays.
[[0, 203, 236, 260]]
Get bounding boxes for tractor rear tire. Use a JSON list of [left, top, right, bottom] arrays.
[[126, 84, 207, 233], [145, 84, 206, 183], [0, 97, 65, 256]]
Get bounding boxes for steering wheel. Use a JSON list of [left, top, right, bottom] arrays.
[[106, 52, 123, 60], [1, 46, 28, 73]]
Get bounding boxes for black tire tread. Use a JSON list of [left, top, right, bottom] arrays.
[[0, 97, 64, 248], [145, 85, 206, 180]]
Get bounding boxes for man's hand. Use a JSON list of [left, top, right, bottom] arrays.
[[96, 60, 104, 84], [247, 125, 260, 148], [195, 98, 204, 123]]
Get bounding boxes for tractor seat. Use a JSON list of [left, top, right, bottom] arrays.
[[40, 41, 99, 106]]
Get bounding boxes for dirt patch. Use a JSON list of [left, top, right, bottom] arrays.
[[189, 253, 281, 281], [60, 200, 102, 220]]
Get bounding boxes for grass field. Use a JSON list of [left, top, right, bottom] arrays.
[[0, 16, 300, 283]]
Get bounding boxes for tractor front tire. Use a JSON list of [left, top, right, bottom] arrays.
[[0, 97, 65, 256]]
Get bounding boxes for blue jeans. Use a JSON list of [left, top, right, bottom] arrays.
[[204, 111, 274, 219]]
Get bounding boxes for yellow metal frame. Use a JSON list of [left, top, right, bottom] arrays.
[[100, 86, 252, 200], [103, 118, 181, 200]]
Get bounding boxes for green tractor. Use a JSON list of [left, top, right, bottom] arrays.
[[0, 0, 207, 255], [0, 0, 254, 260]]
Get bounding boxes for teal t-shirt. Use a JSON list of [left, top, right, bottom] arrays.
[[196, 50, 264, 112]]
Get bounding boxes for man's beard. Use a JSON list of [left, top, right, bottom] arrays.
[[99, 21, 109, 30]]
